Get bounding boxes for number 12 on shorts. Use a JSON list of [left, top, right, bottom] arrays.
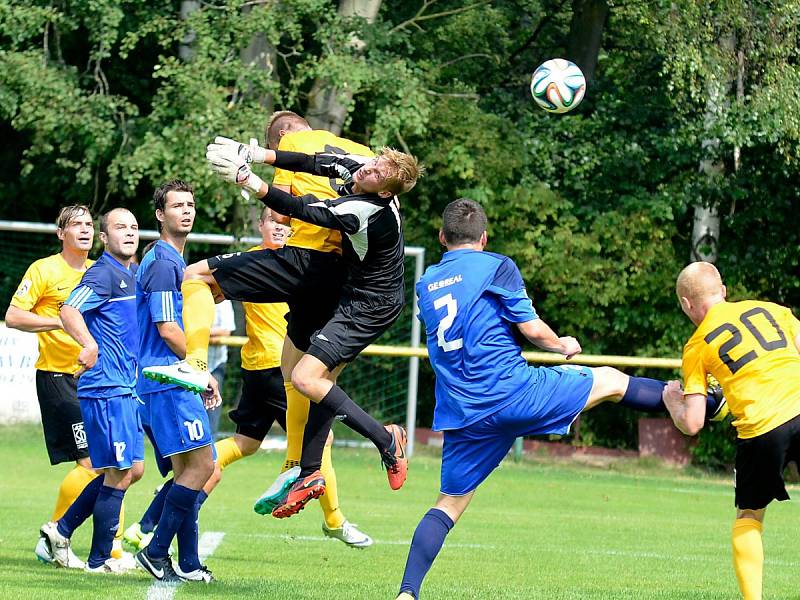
[[434, 293, 463, 352]]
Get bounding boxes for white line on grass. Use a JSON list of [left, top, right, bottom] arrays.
[[238, 531, 495, 549], [145, 531, 225, 600], [233, 531, 800, 567]]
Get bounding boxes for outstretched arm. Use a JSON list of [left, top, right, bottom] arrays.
[[259, 187, 361, 235], [516, 318, 581, 359]]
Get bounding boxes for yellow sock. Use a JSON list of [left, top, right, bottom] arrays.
[[116, 500, 125, 541], [282, 382, 308, 472], [732, 518, 764, 600], [320, 444, 345, 529], [51, 464, 98, 521], [215, 437, 245, 470], [181, 278, 215, 371], [110, 501, 126, 558]]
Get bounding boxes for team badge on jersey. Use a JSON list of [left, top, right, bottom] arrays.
[[15, 279, 32, 297]]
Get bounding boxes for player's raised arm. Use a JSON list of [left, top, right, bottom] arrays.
[[516, 318, 582, 359]]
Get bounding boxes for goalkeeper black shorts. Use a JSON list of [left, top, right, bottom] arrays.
[[209, 246, 345, 351], [306, 287, 404, 371]]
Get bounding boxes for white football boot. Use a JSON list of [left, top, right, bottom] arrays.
[[39, 522, 73, 568], [322, 520, 374, 548], [174, 564, 214, 583], [142, 361, 209, 394]]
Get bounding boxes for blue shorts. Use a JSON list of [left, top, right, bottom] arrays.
[[80, 393, 145, 470], [440, 365, 594, 496], [140, 388, 214, 459]]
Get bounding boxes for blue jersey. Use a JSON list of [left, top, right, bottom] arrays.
[[65, 252, 138, 398], [136, 240, 185, 395], [416, 249, 540, 431]]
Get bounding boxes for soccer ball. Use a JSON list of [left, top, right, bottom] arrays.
[[530, 59, 586, 114]]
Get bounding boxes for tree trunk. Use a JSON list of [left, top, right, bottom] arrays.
[[691, 33, 735, 263], [566, 0, 608, 83], [179, 1, 199, 61], [306, 0, 382, 134]]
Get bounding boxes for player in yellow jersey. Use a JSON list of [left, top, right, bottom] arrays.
[[663, 262, 800, 600], [6, 205, 96, 568]]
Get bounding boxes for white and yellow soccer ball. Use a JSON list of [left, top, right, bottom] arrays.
[[530, 58, 586, 114]]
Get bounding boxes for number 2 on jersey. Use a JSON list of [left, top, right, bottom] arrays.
[[433, 293, 463, 352], [705, 306, 788, 374]]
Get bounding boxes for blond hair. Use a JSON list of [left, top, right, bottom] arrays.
[[56, 204, 91, 231], [378, 147, 424, 195], [676, 261, 724, 303]]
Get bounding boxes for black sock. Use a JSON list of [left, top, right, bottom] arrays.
[[323, 385, 391, 451], [299, 402, 337, 477]]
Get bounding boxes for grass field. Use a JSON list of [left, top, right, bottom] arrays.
[[1, 424, 799, 599]]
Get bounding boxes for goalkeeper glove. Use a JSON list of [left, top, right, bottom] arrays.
[[206, 144, 264, 196], [209, 136, 268, 164]]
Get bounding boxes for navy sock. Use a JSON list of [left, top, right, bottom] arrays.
[[140, 478, 173, 533], [619, 377, 666, 412], [57, 475, 104, 538], [148, 484, 199, 560], [399, 508, 455, 598], [87, 486, 125, 569], [176, 501, 201, 571]]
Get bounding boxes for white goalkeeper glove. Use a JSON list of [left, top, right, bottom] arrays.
[[206, 144, 264, 196], [209, 136, 268, 164]]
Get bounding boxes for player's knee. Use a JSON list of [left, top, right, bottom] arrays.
[[130, 462, 145, 484], [184, 260, 212, 282], [238, 439, 261, 456], [290, 368, 313, 398], [596, 366, 628, 399]]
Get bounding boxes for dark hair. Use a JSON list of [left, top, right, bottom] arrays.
[[99, 207, 133, 234], [441, 198, 487, 245], [153, 179, 193, 230], [266, 110, 310, 150], [56, 204, 91, 230]]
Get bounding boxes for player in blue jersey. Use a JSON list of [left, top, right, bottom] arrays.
[[132, 180, 220, 584], [395, 199, 721, 599], [39, 208, 142, 574]]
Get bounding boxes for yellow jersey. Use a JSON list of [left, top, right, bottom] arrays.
[[682, 300, 800, 439], [274, 129, 373, 255], [240, 246, 289, 371], [9, 253, 93, 374]]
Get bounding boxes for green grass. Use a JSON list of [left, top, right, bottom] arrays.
[[1, 424, 799, 599]]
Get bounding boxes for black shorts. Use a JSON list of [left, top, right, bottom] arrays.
[[229, 367, 288, 441], [308, 289, 404, 371], [734, 412, 800, 510], [209, 246, 344, 351], [35, 370, 90, 465]]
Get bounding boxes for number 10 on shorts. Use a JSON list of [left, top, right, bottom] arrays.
[[184, 419, 205, 441]]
